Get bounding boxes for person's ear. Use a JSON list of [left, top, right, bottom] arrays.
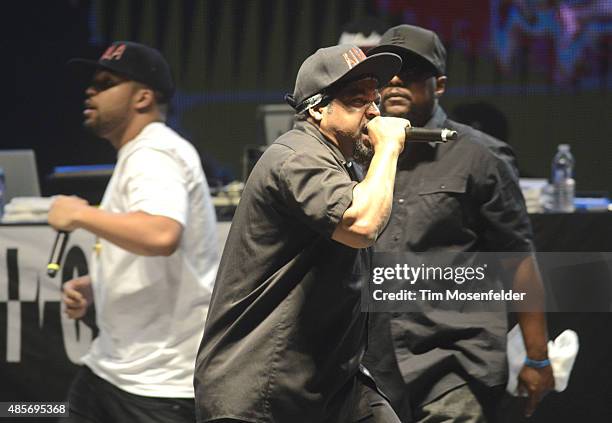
[[434, 76, 447, 98], [133, 87, 155, 111], [308, 106, 324, 121]]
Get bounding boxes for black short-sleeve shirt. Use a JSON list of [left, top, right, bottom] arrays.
[[194, 121, 371, 423], [364, 106, 535, 410]]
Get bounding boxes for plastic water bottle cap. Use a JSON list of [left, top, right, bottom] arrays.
[[558, 144, 570, 152]]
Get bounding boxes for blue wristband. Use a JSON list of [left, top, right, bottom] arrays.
[[524, 357, 551, 368]]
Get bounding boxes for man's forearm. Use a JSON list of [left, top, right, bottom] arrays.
[[513, 255, 549, 358], [74, 206, 182, 256], [334, 146, 400, 247], [518, 311, 549, 359], [352, 146, 400, 232]]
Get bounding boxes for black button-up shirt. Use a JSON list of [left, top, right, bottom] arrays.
[[195, 120, 371, 423], [364, 106, 534, 412]]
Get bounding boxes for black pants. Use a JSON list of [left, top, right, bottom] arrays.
[[62, 366, 196, 423], [204, 374, 401, 423]]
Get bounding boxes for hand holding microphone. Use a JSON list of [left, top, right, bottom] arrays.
[[47, 195, 89, 277], [365, 117, 457, 155], [366, 116, 412, 155]]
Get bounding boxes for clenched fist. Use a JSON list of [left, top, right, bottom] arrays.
[[365, 116, 410, 155], [62, 275, 93, 320], [48, 195, 89, 232]]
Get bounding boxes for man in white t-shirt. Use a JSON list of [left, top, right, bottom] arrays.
[[48, 41, 219, 423]]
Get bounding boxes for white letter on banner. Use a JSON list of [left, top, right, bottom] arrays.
[[6, 301, 20, 362]]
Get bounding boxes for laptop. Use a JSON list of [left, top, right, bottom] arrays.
[[0, 149, 41, 202]]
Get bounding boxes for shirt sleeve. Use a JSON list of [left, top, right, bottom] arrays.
[[278, 150, 357, 237], [477, 152, 534, 252], [121, 147, 189, 226]]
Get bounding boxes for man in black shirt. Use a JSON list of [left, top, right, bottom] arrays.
[[194, 45, 410, 423], [364, 25, 554, 422]]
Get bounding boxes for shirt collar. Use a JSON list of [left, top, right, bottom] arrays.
[[424, 104, 447, 130], [398, 105, 447, 161], [421, 105, 448, 148], [293, 120, 350, 167], [117, 122, 164, 160]]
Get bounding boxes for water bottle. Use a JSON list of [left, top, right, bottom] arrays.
[[551, 144, 575, 212], [0, 167, 5, 218]]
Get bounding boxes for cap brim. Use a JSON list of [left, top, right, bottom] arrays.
[[66, 58, 134, 80], [367, 44, 439, 75], [333, 52, 402, 91], [66, 58, 103, 74]]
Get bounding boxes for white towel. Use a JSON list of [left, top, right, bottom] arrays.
[[4, 196, 55, 214], [1, 212, 49, 223], [506, 324, 579, 396]]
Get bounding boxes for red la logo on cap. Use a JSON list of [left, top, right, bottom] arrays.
[[342, 47, 366, 69], [100, 44, 126, 61]]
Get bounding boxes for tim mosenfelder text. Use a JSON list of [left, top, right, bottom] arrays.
[[370, 264, 526, 303]]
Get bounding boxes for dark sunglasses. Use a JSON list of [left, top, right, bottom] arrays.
[[398, 66, 437, 83], [89, 75, 129, 92]]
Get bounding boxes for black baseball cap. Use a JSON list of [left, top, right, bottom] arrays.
[[68, 41, 175, 100], [286, 44, 401, 113], [368, 25, 446, 76]]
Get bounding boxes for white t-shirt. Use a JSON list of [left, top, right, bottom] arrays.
[[83, 122, 219, 398]]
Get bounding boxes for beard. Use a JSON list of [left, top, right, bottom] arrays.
[[83, 111, 123, 140], [83, 118, 100, 134], [353, 137, 374, 169], [334, 125, 374, 168]]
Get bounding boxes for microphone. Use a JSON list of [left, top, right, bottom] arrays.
[[47, 231, 70, 278], [405, 127, 458, 143]]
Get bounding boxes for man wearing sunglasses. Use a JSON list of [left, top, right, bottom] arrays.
[[364, 25, 554, 422], [48, 41, 219, 422]]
